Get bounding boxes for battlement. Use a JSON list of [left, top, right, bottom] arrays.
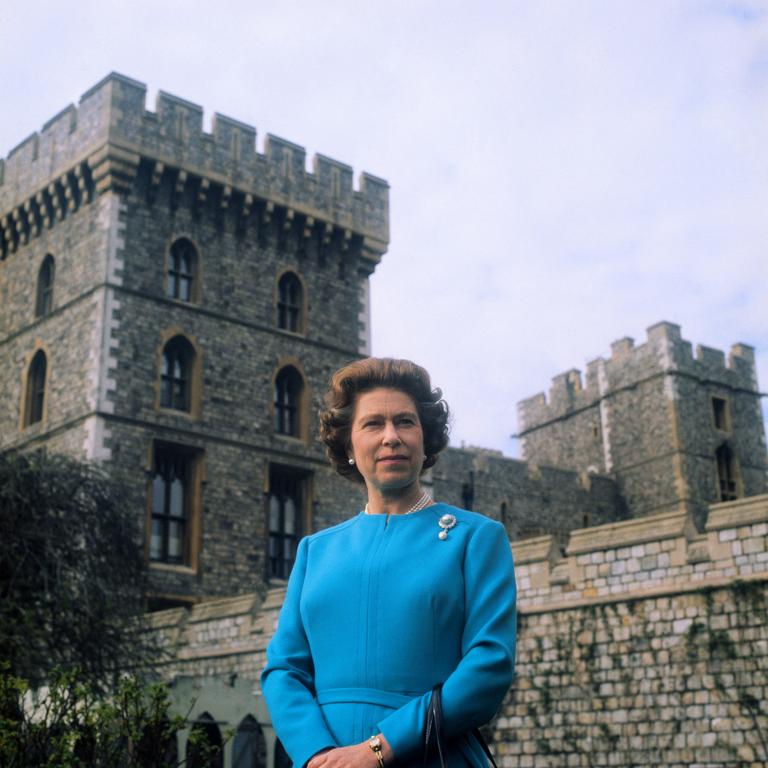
[[0, 72, 389, 251], [518, 321, 760, 434], [512, 492, 767, 610]]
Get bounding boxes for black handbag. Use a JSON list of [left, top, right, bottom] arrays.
[[423, 685, 499, 768]]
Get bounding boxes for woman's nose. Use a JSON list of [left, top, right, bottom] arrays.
[[381, 421, 401, 446]]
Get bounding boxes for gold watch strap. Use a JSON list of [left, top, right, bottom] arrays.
[[368, 736, 385, 768]]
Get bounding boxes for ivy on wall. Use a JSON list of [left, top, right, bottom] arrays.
[[501, 581, 768, 767]]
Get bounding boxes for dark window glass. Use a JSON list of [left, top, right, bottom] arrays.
[[35, 255, 55, 318], [167, 239, 197, 302], [268, 469, 303, 579], [712, 397, 729, 431], [25, 350, 47, 426], [187, 713, 223, 768], [715, 444, 738, 502], [161, 337, 194, 411], [274, 367, 301, 436], [150, 447, 192, 564], [277, 272, 302, 332], [232, 716, 266, 768]]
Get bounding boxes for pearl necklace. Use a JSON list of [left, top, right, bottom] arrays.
[[365, 490, 432, 516]]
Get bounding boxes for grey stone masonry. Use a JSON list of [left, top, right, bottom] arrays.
[[147, 494, 768, 768], [0, 74, 389, 602], [518, 322, 767, 524], [1, 73, 389, 266], [432, 446, 627, 541]]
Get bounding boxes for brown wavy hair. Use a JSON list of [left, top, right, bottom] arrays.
[[319, 358, 450, 483]]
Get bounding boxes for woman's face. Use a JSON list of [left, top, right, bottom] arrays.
[[349, 387, 425, 494]]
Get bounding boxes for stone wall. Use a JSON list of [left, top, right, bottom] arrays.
[[433, 446, 626, 540], [148, 495, 768, 768], [518, 322, 767, 522], [1, 73, 388, 259], [0, 74, 388, 603], [505, 494, 768, 767]]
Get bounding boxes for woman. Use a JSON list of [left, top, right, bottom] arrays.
[[261, 358, 516, 768]]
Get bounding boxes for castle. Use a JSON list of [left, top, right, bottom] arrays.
[[0, 71, 389, 607], [1, 75, 766, 767]]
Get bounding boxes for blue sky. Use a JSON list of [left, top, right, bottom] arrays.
[[1, 1, 766, 454]]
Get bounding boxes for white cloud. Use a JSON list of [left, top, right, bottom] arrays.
[[1, 0, 766, 454]]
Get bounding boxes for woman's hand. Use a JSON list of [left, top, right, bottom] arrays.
[[307, 734, 394, 768]]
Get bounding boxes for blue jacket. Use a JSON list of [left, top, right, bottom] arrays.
[[261, 504, 517, 768]]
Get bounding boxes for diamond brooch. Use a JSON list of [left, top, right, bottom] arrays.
[[438, 513, 457, 540]]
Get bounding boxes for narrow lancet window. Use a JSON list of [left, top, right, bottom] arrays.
[[35, 255, 55, 317], [277, 272, 302, 333], [167, 238, 198, 302]]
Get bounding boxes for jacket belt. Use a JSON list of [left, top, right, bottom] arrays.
[[316, 687, 415, 708]]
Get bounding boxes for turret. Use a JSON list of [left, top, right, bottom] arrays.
[[518, 322, 767, 526]]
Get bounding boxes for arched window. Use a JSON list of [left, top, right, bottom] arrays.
[[268, 467, 304, 579], [187, 712, 223, 768], [274, 366, 302, 437], [232, 715, 266, 768], [715, 443, 739, 502], [150, 446, 189, 564], [161, 336, 195, 412], [167, 238, 198, 302], [24, 350, 47, 426], [277, 272, 302, 333], [35, 255, 55, 317]]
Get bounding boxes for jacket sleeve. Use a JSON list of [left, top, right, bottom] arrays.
[[260, 536, 338, 768], [376, 520, 517, 762]]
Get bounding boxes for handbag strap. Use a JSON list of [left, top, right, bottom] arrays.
[[424, 684, 446, 768], [471, 727, 499, 768], [423, 685, 498, 768]]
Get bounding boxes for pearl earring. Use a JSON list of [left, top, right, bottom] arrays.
[[348, 458, 355, 466]]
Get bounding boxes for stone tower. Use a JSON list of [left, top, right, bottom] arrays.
[[517, 321, 767, 526], [0, 73, 388, 607]]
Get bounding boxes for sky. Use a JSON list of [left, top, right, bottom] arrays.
[[1, 0, 766, 456]]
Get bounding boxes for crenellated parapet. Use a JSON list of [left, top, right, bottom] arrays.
[[512, 493, 767, 610], [0, 73, 389, 265], [518, 321, 760, 435]]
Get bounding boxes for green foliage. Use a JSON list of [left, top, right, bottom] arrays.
[[517, 581, 768, 765], [684, 620, 706, 661], [0, 666, 216, 767], [0, 450, 159, 689], [732, 579, 768, 619], [707, 628, 737, 661], [682, 587, 768, 763]]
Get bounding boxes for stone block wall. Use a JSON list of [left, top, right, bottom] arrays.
[[432, 446, 626, 540], [1, 73, 388, 261], [674, 372, 767, 506], [0, 74, 389, 604], [0, 189, 107, 338], [518, 322, 767, 521], [146, 495, 768, 768], [0, 292, 106, 452], [504, 494, 768, 767], [100, 418, 363, 602]]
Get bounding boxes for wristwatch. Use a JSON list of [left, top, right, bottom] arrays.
[[368, 735, 385, 768]]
